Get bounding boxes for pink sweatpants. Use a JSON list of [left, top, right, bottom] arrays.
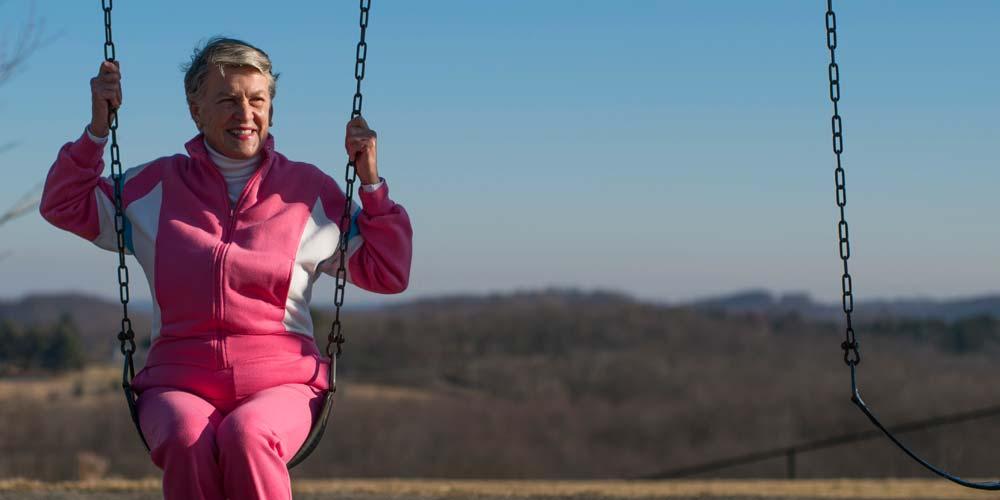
[[132, 333, 330, 500]]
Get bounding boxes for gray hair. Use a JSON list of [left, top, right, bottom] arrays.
[[182, 37, 279, 104]]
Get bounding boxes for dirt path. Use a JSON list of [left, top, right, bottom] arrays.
[[1, 479, 997, 499]]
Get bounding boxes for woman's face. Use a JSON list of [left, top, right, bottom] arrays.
[[189, 66, 272, 159]]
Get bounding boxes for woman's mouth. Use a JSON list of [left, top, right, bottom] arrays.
[[228, 128, 256, 141]]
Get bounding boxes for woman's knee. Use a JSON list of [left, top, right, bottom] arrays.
[[216, 412, 280, 456], [159, 418, 217, 450], [137, 389, 221, 464]]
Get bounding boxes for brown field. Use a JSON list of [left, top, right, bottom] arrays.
[[0, 366, 436, 402], [1, 479, 999, 500], [10, 293, 1000, 488]]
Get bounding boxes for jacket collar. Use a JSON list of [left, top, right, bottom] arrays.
[[184, 132, 277, 173]]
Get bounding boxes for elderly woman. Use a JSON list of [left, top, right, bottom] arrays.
[[39, 38, 412, 500]]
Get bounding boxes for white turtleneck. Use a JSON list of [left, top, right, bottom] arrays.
[[86, 126, 383, 205], [203, 139, 260, 204]]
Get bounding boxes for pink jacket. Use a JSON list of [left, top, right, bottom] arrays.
[[40, 131, 412, 397]]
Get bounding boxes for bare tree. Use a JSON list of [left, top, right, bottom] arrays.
[[0, 181, 42, 229], [0, 1, 47, 87], [0, 2, 49, 239]]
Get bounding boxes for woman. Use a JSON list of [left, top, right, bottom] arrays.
[[39, 37, 412, 500]]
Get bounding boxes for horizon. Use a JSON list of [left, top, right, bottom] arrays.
[[9, 285, 1000, 311]]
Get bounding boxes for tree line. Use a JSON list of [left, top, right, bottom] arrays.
[[0, 314, 85, 374]]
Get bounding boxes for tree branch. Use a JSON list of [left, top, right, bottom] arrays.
[[0, 1, 50, 86]]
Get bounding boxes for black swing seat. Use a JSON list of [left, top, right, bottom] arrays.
[[120, 340, 340, 469]]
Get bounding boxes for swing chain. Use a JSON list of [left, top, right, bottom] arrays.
[[102, 0, 116, 61], [326, 0, 371, 361], [102, 0, 136, 357], [826, 0, 860, 366]]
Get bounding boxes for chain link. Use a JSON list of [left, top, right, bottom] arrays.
[[826, 0, 860, 366], [102, 0, 136, 358], [102, 1, 115, 61], [326, 0, 371, 360]]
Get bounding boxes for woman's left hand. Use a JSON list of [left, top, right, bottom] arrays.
[[345, 116, 379, 184]]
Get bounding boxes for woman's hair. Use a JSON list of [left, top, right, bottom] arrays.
[[182, 37, 279, 104]]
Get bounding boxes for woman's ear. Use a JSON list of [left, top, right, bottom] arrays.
[[189, 102, 202, 130]]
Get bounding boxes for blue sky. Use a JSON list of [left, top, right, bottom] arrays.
[[0, 1, 997, 306]]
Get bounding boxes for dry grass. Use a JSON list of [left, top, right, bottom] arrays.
[[0, 366, 119, 399], [292, 479, 1000, 498], [1, 479, 999, 499], [0, 365, 436, 402]]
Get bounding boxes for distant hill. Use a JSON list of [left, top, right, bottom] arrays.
[[0, 292, 151, 363], [7, 287, 1000, 366], [10, 287, 1000, 337], [689, 288, 1000, 322]]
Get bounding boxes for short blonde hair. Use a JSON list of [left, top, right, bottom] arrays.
[[182, 37, 279, 104]]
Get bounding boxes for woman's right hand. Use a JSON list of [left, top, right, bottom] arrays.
[[89, 61, 122, 138]]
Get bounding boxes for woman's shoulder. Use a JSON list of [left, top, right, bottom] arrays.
[[131, 153, 190, 170], [271, 153, 338, 185], [119, 153, 186, 184]]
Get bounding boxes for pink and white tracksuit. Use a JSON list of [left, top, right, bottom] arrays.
[[40, 130, 413, 499]]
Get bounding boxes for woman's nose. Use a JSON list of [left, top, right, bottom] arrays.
[[236, 100, 254, 120]]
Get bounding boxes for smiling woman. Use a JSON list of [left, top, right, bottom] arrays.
[[37, 33, 412, 500], [183, 39, 275, 161]]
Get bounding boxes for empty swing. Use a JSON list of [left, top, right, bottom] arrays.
[[823, 0, 1000, 490]]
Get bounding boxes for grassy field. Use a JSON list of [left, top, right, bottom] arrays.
[[6, 369, 1000, 499], [0, 365, 436, 402], [1, 479, 999, 500]]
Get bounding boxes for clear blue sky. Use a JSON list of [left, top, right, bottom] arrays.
[[0, 1, 997, 306]]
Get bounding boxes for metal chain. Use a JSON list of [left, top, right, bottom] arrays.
[[820, 3, 1000, 490], [326, 0, 371, 361], [102, 0, 137, 364], [825, 0, 859, 366]]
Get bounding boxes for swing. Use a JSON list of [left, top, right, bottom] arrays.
[[823, 0, 1000, 489], [98, 0, 373, 469]]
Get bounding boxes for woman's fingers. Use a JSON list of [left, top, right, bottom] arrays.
[[100, 60, 120, 75], [345, 123, 377, 155], [347, 124, 376, 138], [346, 137, 375, 156], [91, 82, 120, 107], [345, 116, 376, 140], [347, 135, 376, 147], [94, 61, 122, 107], [346, 115, 369, 130], [98, 63, 120, 79], [344, 116, 379, 181], [89, 61, 123, 136], [344, 117, 378, 180]]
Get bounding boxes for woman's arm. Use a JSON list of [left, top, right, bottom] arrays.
[[316, 116, 411, 293], [39, 129, 129, 253], [39, 61, 130, 252], [318, 176, 412, 294]]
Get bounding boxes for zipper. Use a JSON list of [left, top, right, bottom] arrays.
[[209, 157, 268, 329]]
